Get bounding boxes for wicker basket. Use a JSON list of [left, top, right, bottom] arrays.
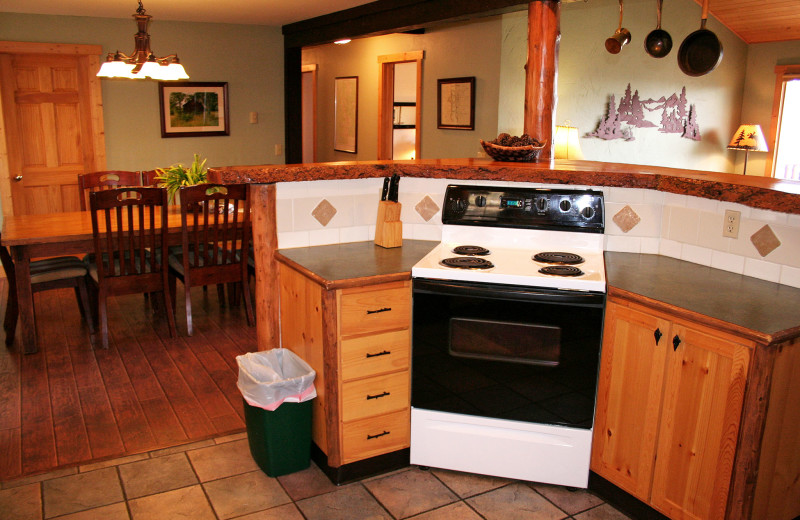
[[480, 139, 546, 162]]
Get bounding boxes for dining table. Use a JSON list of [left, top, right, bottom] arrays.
[[2, 206, 188, 354]]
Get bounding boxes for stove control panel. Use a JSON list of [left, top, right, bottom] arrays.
[[443, 185, 604, 233]]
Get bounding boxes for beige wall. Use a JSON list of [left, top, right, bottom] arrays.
[[0, 13, 285, 172]]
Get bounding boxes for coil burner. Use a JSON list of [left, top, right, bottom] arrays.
[[452, 245, 491, 256], [538, 265, 584, 277], [533, 252, 585, 265], [440, 257, 494, 270]]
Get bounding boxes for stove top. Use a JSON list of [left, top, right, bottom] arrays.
[[412, 185, 606, 293]]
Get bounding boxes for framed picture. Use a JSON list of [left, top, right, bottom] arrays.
[[334, 76, 358, 153], [437, 77, 476, 130], [159, 81, 229, 138]]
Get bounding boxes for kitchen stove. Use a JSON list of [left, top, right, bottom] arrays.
[[410, 184, 606, 488]]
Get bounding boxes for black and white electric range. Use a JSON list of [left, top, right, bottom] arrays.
[[410, 184, 606, 488]]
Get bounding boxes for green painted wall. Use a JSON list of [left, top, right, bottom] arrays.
[[0, 13, 285, 172]]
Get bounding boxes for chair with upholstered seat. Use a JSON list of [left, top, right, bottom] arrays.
[[0, 234, 94, 347], [88, 187, 177, 348], [168, 183, 254, 336], [78, 170, 142, 211]]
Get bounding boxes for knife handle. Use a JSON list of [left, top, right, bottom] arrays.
[[381, 177, 390, 201]]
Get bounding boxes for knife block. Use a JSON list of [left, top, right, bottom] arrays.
[[374, 201, 402, 248]]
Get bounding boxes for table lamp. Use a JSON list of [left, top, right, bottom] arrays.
[[554, 123, 585, 159], [728, 124, 768, 175]]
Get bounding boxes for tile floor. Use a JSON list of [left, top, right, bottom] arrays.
[[0, 433, 632, 520]]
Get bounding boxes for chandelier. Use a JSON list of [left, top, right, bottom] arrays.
[[96, 1, 189, 80]]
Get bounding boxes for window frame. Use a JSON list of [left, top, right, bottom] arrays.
[[767, 64, 800, 178]]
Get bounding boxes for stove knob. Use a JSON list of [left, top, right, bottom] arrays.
[[450, 198, 467, 213], [581, 206, 595, 219], [559, 199, 572, 212], [475, 195, 487, 207], [536, 198, 548, 211]]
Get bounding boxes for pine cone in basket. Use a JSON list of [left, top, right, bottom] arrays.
[[492, 133, 543, 147]]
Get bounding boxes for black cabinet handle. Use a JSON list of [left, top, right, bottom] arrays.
[[367, 307, 391, 314], [366, 350, 391, 358], [654, 328, 663, 345], [673, 335, 681, 351], [367, 391, 390, 400], [367, 430, 390, 440]]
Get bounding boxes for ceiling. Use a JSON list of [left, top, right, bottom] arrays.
[[2, 0, 799, 44]]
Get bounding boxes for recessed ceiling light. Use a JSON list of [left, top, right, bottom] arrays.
[[334, 39, 351, 45]]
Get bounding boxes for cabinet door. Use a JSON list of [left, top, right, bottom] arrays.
[[591, 301, 670, 500], [650, 323, 750, 520]]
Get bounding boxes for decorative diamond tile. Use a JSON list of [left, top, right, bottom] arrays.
[[750, 224, 781, 257], [415, 195, 440, 222], [311, 199, 337, 227], [612, 205, 641, 233]]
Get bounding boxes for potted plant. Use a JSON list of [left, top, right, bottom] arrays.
[[154, 153, 208, 204]]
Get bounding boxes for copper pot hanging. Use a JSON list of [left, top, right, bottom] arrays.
[[644, 0, 673, 58], [605, 0, 631, 54]]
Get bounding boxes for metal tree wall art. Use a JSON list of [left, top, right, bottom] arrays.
[[589, 84, 701, 141]]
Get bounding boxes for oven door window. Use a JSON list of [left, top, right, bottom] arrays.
[[412, 279, 604, 429], [449, 318, 561, 367]]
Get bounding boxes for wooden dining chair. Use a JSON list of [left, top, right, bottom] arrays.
[[88, 187, 177, 349], [78, 171, 142, 211], [0, 234, 94, 347], [168, 183, 254, 336]]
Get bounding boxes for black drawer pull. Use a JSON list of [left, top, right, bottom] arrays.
[[673, 335, 681, 351], [654, 328, 663, 345], [367, 391, 390, 400], [366, 350, 391, 358], [367, 430, 390, 440], [367, 307, 392, 314]]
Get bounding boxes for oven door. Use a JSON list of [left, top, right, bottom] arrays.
[[412, 278, 605, 429]]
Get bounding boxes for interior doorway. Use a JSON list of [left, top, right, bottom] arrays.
[[378, 51, 423, 160], [301, 64, 317, 164]]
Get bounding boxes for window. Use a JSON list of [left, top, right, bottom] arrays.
[[768, 66, 800, 180]]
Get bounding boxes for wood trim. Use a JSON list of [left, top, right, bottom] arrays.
[[0, 55, 15, 217], [377, 62, 395, 161], [251, 184, 279, 350], [301, 64, 318, 72], [377, 51, 424, 63], [325, 289, 342, 466], [766, 64, 800, 178], [0, 41, 102, 55]]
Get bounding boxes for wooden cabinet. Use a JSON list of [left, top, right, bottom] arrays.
[[278, 262, 411, 472], [592, 298, 752, 520]]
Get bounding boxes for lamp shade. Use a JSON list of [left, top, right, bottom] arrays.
[[554, 125, 584, 159], [727, 124, 768, 152]]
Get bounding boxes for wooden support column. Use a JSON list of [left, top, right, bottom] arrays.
[[525, 0, 560, 160], [250, 183, 280, 350]]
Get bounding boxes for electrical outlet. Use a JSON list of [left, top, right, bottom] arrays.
[[274, 144, 283, 156], [723, 209, 740, 238]]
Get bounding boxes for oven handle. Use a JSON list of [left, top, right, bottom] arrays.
[[413, 278, 605, 306]]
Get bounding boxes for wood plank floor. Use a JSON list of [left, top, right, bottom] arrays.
[[0, 278, 257, 482]]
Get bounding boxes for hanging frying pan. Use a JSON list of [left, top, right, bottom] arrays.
[[677, 0, 722, 76], [644, 0, 672, 58]]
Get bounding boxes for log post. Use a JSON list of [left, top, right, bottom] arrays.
[[525, 0, 560, 160]]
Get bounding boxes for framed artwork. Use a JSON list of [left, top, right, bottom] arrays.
[[334, 76, 358, 153], [438, 77, 475, 130], [159, 81, 229, 138]]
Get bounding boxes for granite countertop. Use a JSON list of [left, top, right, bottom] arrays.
[[606, 252, 800, 344], [276, 240, 438, 290]]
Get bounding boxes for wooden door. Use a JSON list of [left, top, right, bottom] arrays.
[[650, 322, 751, 520], [0, 42, 106, 215], [591, 300, 670, 500]]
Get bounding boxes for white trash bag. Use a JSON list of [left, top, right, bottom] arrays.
[[236, 348, 316, 411]]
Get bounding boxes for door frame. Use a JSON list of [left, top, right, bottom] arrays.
[[0, 41, 106, 217], [301, 63, 318, 163], [377, 51, 423, 160]]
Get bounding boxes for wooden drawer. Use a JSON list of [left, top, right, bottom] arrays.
[[341, 329, 410, 381], [339, 285, 410, 336], [341, 408, 410, 463], [341, 371, 409, 422]]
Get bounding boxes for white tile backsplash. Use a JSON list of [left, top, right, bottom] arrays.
[[274, 178, 800, 287]]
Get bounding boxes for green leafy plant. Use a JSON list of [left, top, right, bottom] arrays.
[[154, 153, 208, 203]]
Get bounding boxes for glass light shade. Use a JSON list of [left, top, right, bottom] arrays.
[[137, 60, 163, 79], [554, 125, 585, 159], [97, 60, 137, 78], [164, 62, 189, 80], [727, 124, 768, 152]]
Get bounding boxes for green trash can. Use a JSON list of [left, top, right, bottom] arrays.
[[243, 398, 313, 477], [237, 349, 317, 478]]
